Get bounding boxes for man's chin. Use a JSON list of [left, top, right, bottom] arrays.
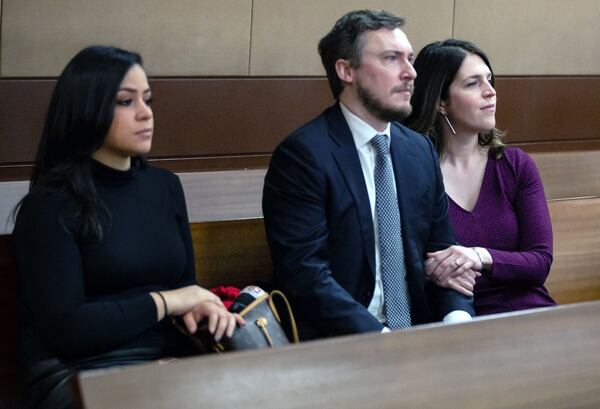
[[375, 105, 412, 123], [357, 84, 412, 123]]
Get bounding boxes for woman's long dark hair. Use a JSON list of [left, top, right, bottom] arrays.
[[404, 39, 504, 157], [16, 45, 142, 241]]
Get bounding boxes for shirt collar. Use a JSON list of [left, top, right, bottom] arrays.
[[340, 102, 391, 149]]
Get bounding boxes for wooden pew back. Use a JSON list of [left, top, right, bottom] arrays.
[[191, 218, 272, 289], [75, 301, 600, 409], [190, 211, 600, 305], [531, 150, 600, 200], [546, 198, 600, 303]]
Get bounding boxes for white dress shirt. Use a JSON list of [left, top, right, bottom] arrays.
[[340, 103, 390, 323], [339, 103, 471, 326]]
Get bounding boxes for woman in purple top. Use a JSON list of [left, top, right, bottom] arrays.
[[404, 39, 556, 315]]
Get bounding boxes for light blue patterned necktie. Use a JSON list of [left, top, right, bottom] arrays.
[[370, 134, 412, 329]]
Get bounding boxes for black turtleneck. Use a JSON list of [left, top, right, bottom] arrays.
[[14, 159, 196, 363]]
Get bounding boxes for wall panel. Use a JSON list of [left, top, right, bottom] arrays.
[[495, 77, 600, 143], [250, 0, 453, 75], [454, 0, 600, 75], [0, 77, 334, 180], [2, 76, 600, 180], [2, 1, 599, 77], [1, 0, 252, 76], [0, 0, 3, 75]]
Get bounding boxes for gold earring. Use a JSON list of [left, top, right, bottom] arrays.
[[442, 114, 456, 135]]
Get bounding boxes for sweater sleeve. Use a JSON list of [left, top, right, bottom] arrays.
[[486, 151, 553, 285], [172, 174, 196, 286], [14, 193, 159, 359]]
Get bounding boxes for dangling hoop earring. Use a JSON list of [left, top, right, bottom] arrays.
[[442, 114, 456, 135]]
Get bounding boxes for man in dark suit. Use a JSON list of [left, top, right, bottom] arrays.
[[263, 10, 475, 338]]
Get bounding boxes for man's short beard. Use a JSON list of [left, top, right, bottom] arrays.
[[357, 82, 412, 123]]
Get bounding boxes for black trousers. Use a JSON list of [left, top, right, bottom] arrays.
[[21, 347, 164, 409]]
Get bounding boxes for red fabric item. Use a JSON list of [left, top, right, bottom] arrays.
[[210, 285, 241, 309]]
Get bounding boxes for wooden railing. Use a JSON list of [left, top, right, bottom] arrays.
[[74, 300, 600, 409]]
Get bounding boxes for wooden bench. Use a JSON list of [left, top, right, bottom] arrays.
[[546, 198, 600, 302], [190, 207, 600, 305], [191, 218, 272, 288], [529, 150, 600, 303], [3, 150, 600, 408], [531, 150, 600, 201], [74, 300, 600, 409], [190, 149, 600, 299]]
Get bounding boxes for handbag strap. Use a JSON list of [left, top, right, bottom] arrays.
[[239, 293, 269, 317], [268, 290, 300, 343]]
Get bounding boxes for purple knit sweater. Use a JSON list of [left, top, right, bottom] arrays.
[[448, 147, 556, 315]]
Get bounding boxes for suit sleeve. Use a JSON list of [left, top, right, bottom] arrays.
[[423, 138, 475, 318], [263, 138, 383, 335]]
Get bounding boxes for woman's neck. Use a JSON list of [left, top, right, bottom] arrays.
[[440, 131, 485, 166], [91, 148, 131, 171]]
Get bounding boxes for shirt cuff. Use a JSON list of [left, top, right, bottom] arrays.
[[443, 310, 473, 324]]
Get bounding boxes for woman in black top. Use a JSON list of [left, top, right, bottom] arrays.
[[13, 46, 243, 408]]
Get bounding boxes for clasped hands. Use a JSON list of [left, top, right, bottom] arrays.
[[425, 246, 483, 297], [158, 285, 245, 341]]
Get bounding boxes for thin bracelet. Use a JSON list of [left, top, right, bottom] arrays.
[[472, 247, 485, 270], [157, 291, 169, 318]]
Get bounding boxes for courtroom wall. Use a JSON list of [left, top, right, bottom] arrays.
[[1, 0, 599, 180], [2, 1, 600, 76]]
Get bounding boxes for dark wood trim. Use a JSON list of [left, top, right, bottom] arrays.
[[0, 155, 272, 181], [149, 154, 271, 173], [1, 76, 599, 181], [513, 139, 600, 153]]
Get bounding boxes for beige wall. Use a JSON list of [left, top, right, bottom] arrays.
[[0, 0, 3, 71], [249, 0, 453, 75], [1, 0, 599, 76], [1, 0, 252, 76], [454, 0, 600, 75]]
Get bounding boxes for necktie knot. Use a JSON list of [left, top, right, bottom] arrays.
[[370, 134, 389, 156]]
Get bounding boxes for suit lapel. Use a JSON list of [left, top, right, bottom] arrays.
[[327, 105, 376, 276], [390, 125, 412, 218], [390, 124, 418, 275]]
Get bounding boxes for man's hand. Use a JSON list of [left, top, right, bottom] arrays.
[[425, 246, 482, 296]]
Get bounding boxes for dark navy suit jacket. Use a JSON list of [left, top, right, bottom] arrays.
[[263, 103, 474, 337]]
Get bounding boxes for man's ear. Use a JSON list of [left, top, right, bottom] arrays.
[[334, 59, 354, 85]]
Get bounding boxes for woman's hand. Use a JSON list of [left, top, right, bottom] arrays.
[[425, 246, 483, 296], [182, 303, 245, 341], [160, 285, 222, 316], [152, 285, 245, 340]]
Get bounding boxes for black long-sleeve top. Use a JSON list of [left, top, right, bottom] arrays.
[[14, 159, 196, 364]]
